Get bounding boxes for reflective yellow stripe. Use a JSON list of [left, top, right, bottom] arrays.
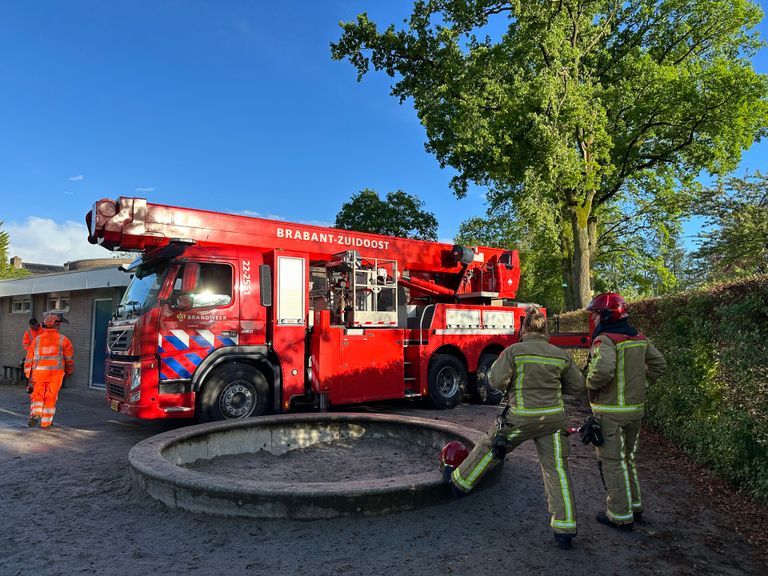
[[590, 403, 644, 413], [607, 430, 634, 522], [514, 355, 568, 366], [552, 432, 575, 529], [629, 433, 642, 510], [514, 362, 525, 408], [453, 449, 495, 491], [510, 404, 564, 416]]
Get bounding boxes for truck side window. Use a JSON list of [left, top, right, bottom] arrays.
[[175, 263, 233, 308]]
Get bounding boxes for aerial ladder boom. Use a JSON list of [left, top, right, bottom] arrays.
[[87, 196, 521, 299]]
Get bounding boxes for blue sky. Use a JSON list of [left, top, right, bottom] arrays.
[[1, 1, 766, 264]]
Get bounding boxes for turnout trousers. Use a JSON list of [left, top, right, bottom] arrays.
[[594, 414, 642, 524], [29, 372, 65, 428], [451, 415, 577, 535]]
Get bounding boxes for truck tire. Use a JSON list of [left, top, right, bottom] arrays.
[[471, 352, 503, 405], [428, 354, 466, 410], [197, 364, 270, 422]]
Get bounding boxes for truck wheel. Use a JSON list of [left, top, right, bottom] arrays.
[[471, 352, 503, 405], [197, 364, 270, 422], [428, 354, 466, 410]]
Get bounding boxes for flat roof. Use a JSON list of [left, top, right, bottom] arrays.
[[0, 266, 130, 297]]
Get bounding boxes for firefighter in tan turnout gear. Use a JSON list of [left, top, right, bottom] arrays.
[[24, 313, 74, 428], [448, 306, 585, 550], [585, 292, 666, 531]]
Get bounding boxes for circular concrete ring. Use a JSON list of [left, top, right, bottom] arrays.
[[129, 412, 495, 519]]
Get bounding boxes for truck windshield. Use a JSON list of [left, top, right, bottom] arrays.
[[116, 261, 169, 319]]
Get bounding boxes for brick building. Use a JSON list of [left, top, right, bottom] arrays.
[[0, 258, 131, 389]]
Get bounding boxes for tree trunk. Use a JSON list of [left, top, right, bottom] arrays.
[[560, 227, 575, 310], [568, 206, 592, 309]]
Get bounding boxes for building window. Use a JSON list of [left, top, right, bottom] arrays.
[[48, 292, 71, 312], [11, 295, 32, 314]]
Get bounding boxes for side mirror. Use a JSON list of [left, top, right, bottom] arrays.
[[172, 294, 194, 311], [181, 263, 199, 293]]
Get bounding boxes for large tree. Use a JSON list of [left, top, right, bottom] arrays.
[[692, 171, 768, 280], [332, 0, 768, 308], [334, 188, 438, 240], [0, 222, 30, 280]]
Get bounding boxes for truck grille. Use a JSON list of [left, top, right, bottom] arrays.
[[108, 328, 133, 352], [107, 363, 128, 380], [108, 382, 127, 400]]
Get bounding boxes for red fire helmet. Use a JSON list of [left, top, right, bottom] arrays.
[[439, 440, 469, 471], [586, 292, 628, 323]]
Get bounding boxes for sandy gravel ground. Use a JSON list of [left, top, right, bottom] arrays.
[[1, 382, 765, 576]]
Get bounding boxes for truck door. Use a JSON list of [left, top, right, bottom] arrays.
[[157, 261, 239, 390], [267, 251, 308, 410]]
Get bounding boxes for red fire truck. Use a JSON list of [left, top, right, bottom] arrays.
[[86, 197, 589, 421]]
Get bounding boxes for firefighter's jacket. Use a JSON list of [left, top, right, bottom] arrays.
[[488, 333, 585, 419], [586, 331, 666, 418], [24, 329, 74, 379], [22, 325, 44, 352]]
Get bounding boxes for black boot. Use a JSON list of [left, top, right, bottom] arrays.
[[27, 416, 39, 428], [633, 511, 643, 523], [553, 533, 573, 550], [596, 511, 633, 531]]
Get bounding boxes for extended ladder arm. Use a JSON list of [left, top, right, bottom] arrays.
[[86, 196, 520, 297]]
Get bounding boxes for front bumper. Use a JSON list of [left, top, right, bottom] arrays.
[[105, 358, 195, 419]]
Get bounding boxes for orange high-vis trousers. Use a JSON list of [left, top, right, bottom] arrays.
[[29, 371, 65, 427]]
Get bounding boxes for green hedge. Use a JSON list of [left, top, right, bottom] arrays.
[[552, 276, 768, 503]]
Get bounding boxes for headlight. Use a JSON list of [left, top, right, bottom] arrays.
[[130, 363, 142, 391], [130, 390, 141, 403]]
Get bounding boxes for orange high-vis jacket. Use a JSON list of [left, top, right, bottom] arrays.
[[24, 329, 74, 379], [22, 325, 44, 352]]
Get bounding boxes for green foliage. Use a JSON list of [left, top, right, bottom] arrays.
[[332, 0, 768, 308], [692, 171, 768, 281], [334, 188, 438, 240], [0, 222, 30, 280], [557, 278, 768, 502]]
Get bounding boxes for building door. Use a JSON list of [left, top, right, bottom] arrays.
[[90, 298, 113, 389]]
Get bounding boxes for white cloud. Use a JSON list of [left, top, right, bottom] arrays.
[[68, 174, 84, 181], [6, 217, 110, 265], [135, 187, 155, 193]]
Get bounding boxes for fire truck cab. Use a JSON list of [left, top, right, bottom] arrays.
[[87, 197, 588, 421]]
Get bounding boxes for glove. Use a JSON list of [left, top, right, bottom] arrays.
[[491, 434, 508, 460], [578, 415, 604, 446], [25, 383, 33, 394]]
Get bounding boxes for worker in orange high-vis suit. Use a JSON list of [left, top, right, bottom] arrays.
[[21, 317, 44, 393], [22, 317, 43, 352], [24, 313, 74, 428]]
